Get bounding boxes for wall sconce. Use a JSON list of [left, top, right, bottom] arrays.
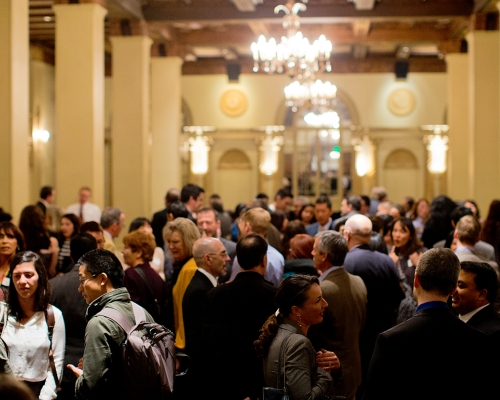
[[259, 126, 284, 176], [33, 129, 50, 143], [353, 135, 374, 177], [422, 125, 449, 174], [184, 126, 215, 175]]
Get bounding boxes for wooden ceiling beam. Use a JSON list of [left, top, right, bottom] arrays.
[[181, 55, 446, 75], [144, 1, 473, 22]]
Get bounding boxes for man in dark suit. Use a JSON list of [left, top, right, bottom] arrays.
[[452, 261, 500, 348], [364, 248, 494, 400], [342, 214, 404, 398], [310, 230, 367, 400], [36, 185, 55, 217], [306, 194, 336, 236], [49, 233, 97, 400], [196, 207, 236, 283], [180, 237, 229, 398], [203, 234, 278, 400], [150, 188, 180, 249]]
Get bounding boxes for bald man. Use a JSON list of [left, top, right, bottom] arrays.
[[180, 237, 230, 398], [342, 214, 404, 398]]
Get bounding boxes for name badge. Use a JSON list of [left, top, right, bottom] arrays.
[[1, 277, 10, 287]]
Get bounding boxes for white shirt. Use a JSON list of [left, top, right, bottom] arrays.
[[1, 306, 65, 400], [66, 202, 101, 223], [459, 304, 489, 323], [197, 267, 218, 288]]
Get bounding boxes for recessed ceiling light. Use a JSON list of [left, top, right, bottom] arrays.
[[43, 16, 52, 22]]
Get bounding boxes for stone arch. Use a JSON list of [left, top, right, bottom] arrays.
[[217, 149, 252, 170], [384, 148, 419, 169], [182, 98, 193, 126]]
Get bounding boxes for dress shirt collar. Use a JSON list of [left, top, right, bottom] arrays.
[[197, 267, 218, 287], [103, 230, 113, 241], [416, 300, 449, 313], [459, 304, 489, 323], [318, 218, 332, 232], [318, 265, 343, 282]]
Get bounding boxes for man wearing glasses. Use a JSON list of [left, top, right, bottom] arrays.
[[68, 249, 154, 399]]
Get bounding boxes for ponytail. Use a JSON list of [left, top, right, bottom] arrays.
[[254, 312, 284, 358]]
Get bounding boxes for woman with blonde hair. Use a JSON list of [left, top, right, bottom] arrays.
[[163, 217, 200, 350]]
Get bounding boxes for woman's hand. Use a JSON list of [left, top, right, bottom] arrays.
[[316, 349, 341, 374], [389, 246, 398, 264]]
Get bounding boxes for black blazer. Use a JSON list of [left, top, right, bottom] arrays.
[[203, 272, 277, 400], [364, 305, 494, 400], [151, 208, 168, 249]]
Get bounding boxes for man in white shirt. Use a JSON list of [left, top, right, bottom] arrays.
[[66, 187, 101, 224]]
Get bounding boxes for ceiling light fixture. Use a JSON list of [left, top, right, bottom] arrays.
[[250, 1, 332, 78], [284, 79, 337, 112]]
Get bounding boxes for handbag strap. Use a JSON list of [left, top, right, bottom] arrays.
[[133, 267, 162, 315], [45, 304, 61, 392], [277, 331, 292, 392]]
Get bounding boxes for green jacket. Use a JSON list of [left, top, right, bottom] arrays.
[[75, 288, 154, 400]]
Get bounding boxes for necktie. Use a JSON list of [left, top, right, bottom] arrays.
[[79, 204, 84, 223]]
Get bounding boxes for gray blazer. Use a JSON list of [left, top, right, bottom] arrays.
[[263, 320, 332, 400]]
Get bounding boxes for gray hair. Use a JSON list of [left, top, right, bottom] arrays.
[[100, 207, 122, 229], [315, 230, 348, 266]]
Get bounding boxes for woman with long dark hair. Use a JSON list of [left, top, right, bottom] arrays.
[[255, 275, 335, 399], [19, 206, 58, 278], [481, 199, 500, 264], [57, 213, 80, 274], [1, 251, 65, 399], [0, 222, 26, 298]]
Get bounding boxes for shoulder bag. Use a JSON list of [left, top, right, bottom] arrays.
[[45, 304, 61, 392], [263, 333, 292, 400]]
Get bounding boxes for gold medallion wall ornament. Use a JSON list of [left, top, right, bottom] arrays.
[[388, 88, 415, 116], [220, 89, 247, 117]]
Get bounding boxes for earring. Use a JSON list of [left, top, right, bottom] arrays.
[[296, 314, 302, 327]]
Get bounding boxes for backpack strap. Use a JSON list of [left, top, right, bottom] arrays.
[[45, 305, 61, 392], [97, 302, 146, 333]]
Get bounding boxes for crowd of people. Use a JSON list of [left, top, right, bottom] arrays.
[[1, 183, 500, 399]]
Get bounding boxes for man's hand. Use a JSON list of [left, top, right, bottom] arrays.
[[316, 349, 341, 374], [67, 364, 83, 378]]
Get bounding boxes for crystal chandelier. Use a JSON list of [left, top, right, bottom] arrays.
[[250, 1, 332, 78], [284, 79, 337, 112]]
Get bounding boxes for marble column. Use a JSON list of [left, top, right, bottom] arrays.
[[150, 56, 183, 213], [53, 3, 107, 209], [110, 36, 153, 224], [0, 0, 30, 221]]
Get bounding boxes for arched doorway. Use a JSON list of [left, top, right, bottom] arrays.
[[382, 148, 420, 202]]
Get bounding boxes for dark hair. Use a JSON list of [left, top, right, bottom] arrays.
[[360, 195, 371, 207], [451, 206, 473, 225], [0, 208, 12, 222], [100, 207, 122, 229], [368, 215, 384, 234], [80, 221, 103, 234], [403, 196, 415, 212], [270, 211, 287, 232], [282, 220, 307, 258], [275, 188, 293, 200], [70, 233, 98, 262], [369, 232, 388, 254], [236, 234, 268, 270], [482, 200, 500, 245], [8, 251, 50, 321], [390, 218, 422, 256], [346, 195, 361, 212], [77, 249, 124, 289], [464, 199, 481, 219], [416, 248, 460, 296], [18, 205, 48, 252], [128, 217, 151, 233], [58, 213, 81, 245], [315, 194, 332, 209], [40, 186, 53, 200], [166, 189, 180, 204], [298, 204, 316, 225], [180, 183, 204, 203], [210, 200, 224, 213], [0, 222, 26, 252], [254, 275, 319, 357], [166, 201, 189, 220], [411, 198, 430, 220], [460, 261, 498, 304], [197, 207, 219, 221], [256, 193, 269, 200]]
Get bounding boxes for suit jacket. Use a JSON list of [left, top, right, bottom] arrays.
[[343, 245, 404, 381], [312, 268, 367, 400], [364, 305, 494, 400], [151, 208, 168, 249], [203, 272, 277, 400], [306, 220, 336, 236], [264, 321, 332, 400], [219, 237, 236, 284], [49, 264, 87, 384], [36, 200, 47, 216]]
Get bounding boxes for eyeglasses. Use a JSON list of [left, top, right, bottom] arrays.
[[208, 251, 228, 258], [78, 274, 97, 286]]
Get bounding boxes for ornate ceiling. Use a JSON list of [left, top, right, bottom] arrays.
[[29, 0, 498, 74]]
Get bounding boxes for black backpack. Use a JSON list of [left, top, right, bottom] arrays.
[[98, 302, 176, 399]]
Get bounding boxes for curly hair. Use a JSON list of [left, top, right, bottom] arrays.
[[123, 230, 156, 262]]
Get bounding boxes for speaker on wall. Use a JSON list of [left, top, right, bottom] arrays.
[[227, 64, 241, 82], [395, 60, 408, 79]]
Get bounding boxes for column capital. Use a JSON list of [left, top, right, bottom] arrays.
[[438, 40, 465, 56], [54, 0, 106, 6], [108, 18, 150, 37], [468, 11, 499, 32]]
